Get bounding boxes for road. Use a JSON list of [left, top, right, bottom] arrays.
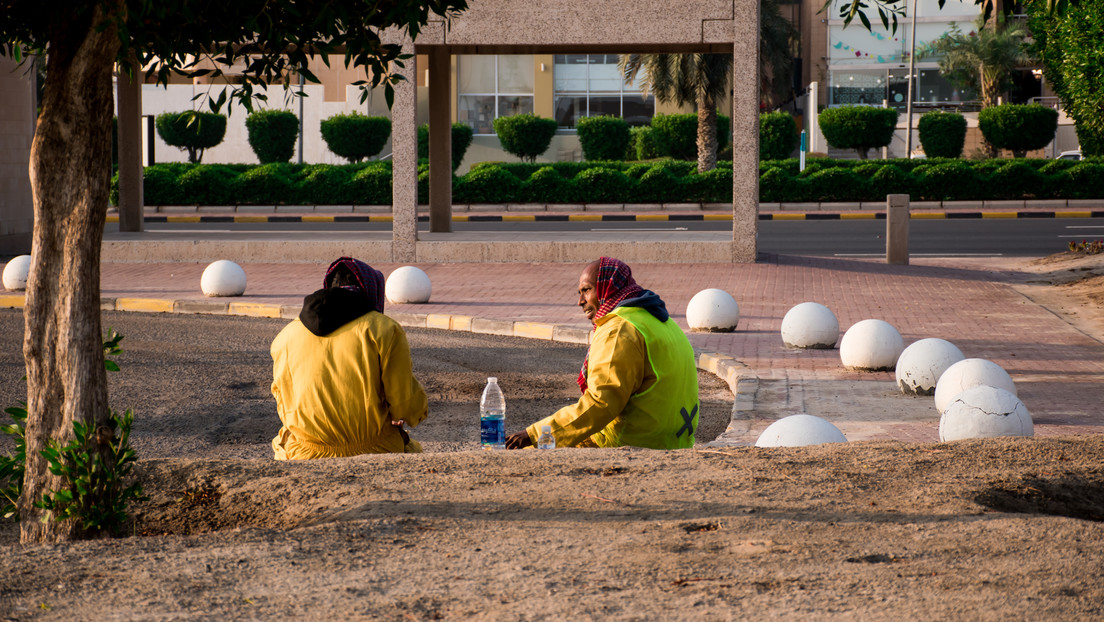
[[113, 217, 1104, 257]]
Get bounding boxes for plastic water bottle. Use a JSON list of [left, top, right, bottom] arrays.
[[480, 377, 506, 450], [537, 425, 555, 450]]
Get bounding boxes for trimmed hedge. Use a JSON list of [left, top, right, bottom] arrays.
[[493, 114, 557, 163], [819, 106, 899, 159], [125, 156, 1103, 206], [417, 122, 475, 171], [759, 112, 798, 160], [155, 111, 227, 164], [577, 116, 632, 161], [978, 104, 1060, 158], [917, 111, 967, 159], [320, 113, 391, 162], [246, 110, 299, 163], [650, 113, 731, 161]]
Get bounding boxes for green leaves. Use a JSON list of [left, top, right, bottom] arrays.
[[0, 403, 27, 521]]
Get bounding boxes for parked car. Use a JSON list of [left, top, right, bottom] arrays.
[[1056, 150, 1083, 161]]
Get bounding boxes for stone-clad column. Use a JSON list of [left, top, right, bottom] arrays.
[[391, 45, 418, 263], [428, 46, 452, 233], [116, 64, 143, 233], [731, 0, 760, 263], [0, 55, 34, 254]]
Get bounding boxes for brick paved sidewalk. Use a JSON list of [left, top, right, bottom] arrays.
[[79, 255, 1104, 445]]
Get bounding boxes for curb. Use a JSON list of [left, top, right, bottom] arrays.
[[105, 210, 1104, 224]]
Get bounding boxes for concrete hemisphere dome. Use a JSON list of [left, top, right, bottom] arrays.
[[200, 260, 248, 297], [934, 358, 1016, 415], [781, 302, 839, 349], [686, 288, 740, 332], [386, 265, 432, 304], [939, 385, 1033, 442], [755, 414, 848, 447], [2, 255, 32, 291], [895, 338, 966, 396], [838, 319, 904, 371]]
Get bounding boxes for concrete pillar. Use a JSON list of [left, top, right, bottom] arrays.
[[116, 66, 143, 232], [391, 45, 418, 263], [0, 55, 34, 255], [887, 194, 909, 265], [427, 46, 452, 233], [731, 0, 760, 263]]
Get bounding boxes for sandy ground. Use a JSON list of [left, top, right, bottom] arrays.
[[0, 251, 1102, 620]]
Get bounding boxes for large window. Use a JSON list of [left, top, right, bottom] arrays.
[[553, 54, 654, 129], [458, 55, 535, 135]]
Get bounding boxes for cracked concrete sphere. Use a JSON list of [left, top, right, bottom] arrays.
[[839, 319, 904, 371], [895, 338, 965, 396], [755, 414, 848, 447], [781, 302, 839, 349], [386, 266, 432, 304], [934, 358, 1016, 415], [939, 385, 1033, 441], [2, 255, 31, 291], [200, 260, 247, 297], [686, 288, 739, 332]]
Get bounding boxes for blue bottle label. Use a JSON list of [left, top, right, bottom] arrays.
[[480, 416, 504, 445]]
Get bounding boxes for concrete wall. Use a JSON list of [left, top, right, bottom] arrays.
[[0, 55, 34, 255]]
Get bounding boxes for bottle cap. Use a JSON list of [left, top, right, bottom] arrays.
[[542, 425, 551, 433], [488, 377, 497, 383]]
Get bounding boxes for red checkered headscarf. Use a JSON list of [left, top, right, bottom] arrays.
[[578, 257, 644, 392], [324, 257, 385, 313]]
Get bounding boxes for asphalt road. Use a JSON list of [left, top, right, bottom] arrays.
[[117, 217, 1104, 257]]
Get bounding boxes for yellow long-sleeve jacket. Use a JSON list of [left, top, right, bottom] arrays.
[[526, 306, 699, 449], [270, 310, 427, 459]]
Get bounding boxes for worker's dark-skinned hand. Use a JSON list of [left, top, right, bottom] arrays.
[[505, 431, 532, 450]]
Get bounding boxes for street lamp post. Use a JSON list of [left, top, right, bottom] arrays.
[[904, 0, 919, 158]]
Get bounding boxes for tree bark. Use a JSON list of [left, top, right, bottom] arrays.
[[696, 94, 718, 173], [19, 3, 122, 543]]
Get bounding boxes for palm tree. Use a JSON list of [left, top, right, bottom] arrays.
[[618, 53, 732, 172], [619, 0, 797, 172], [918, 15, 1033, 109]]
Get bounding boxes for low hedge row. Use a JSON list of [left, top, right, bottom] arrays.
[[117, 157, 1104, 206]]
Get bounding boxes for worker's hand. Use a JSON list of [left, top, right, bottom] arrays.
[[505, 431, 532, 450], [391, 420, 410, 444]]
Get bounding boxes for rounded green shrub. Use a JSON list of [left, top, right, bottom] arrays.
[[985, 161, 1045, 200], [232, 163, 296, 205], [632, 126, 663, 160], [493, 114, 558, 163], [417, 122, 475, 171], [759, 112, 799, 160], [454, 165, 522, 203], [297, 165, 354, 204], [523, 166, 576, 203], [176, 165, 236, 205], [155, 111, 227, 163], [142, 163, 190, 205], [636, 166, 682, 203], [690, 168, 733, 203], [576, 116, 631, 161], [914, 161, 980, 201], [245, 110, 299, 164], [869, 164, 913, 198], [650, 113, 731, 160], [320, 113, 391, 162], [350, 164, 393, 205], [978, 104, 1059, 158], [1063, 162, 1104, 199], [572, 168, 633, 203], [917, 111, 967, 158], [803, 168, 869, 202], [759, 167, 801, 202], [818, 106, 899, 159]]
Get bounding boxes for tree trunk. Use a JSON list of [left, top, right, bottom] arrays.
[[696, 94, 718, 173], [19, 3, 121, 543]]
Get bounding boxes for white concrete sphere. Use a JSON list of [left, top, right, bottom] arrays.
[[686, 288, 739, 332], [755, 414, 848, 447], [780, 302, 839, 349], [895, 338, 966, 396], [2, 255, 31, 291], [934, 358, 1016, 415], [200, 260, 247, 297], [939, 385, 1033, 442], [839, 319, 904, 371], [385, 266, 432, 304]]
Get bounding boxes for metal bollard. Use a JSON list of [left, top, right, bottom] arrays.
[[886, 194, 909, 265]]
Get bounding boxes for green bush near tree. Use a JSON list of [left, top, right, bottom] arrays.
[[917, 111, 967, 158], [978, 104, 1059, 158], [416, 122, 475, 171], [650, 113, 731, 161], [453, 166, 523, 203], [230, 163, 296, 205], [986, 161, 1046, 200], [350, 163, 393, 205], [154, 111, 227, 164], [576, 116, 632, 161], [298, 164, 354, 204], [493, 114, 558, 163], [914, 160, 981, 201], [523, 167, 576, 203], [572, 168, 633, 203], [176, 164, 236, 204], [631, 126, 664, 160], [759, 112, 798, 160], [818, 106, 899, 159], [245, 110, 299, 164], [320, 113, 391, 162]]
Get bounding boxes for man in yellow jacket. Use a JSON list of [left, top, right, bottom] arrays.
[[505, 257, 699, 450], [270, 257, 428, 459]]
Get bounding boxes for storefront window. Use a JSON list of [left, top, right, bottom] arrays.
[[457, 55, 535, 135], [552, 54, 654, 129]]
